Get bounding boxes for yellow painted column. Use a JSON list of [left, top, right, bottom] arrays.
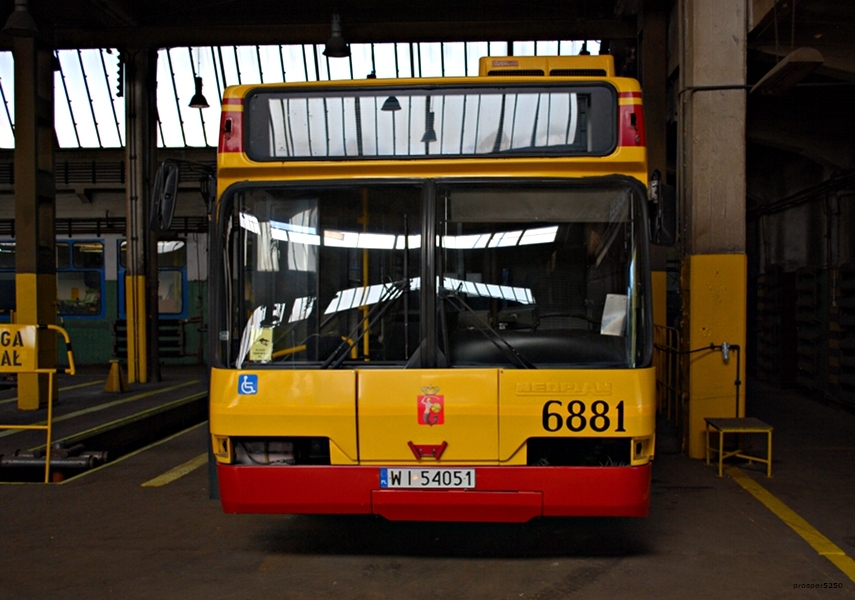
[[15, 274, 57, 410], [13, 33, 57, 410], [677, 0, 748, 458], [122, 49, 159, 384], [125, 274, 148, 383], [682, 254, 747, 458]]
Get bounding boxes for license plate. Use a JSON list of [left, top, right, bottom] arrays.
[[379, 468, 475, 489]]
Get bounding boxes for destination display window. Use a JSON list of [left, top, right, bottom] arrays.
[[246, 84, 617, 161]]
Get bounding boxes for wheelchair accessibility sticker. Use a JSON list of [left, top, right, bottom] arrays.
[[238, 374, 258, 395]]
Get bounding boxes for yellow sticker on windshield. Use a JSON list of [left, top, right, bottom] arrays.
[[248, 328, 273, 362]]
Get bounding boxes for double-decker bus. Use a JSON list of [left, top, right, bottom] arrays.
[[178, 54, 672, 522]]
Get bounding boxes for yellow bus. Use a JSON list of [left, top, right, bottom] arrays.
[[175, 54, 672, 521]]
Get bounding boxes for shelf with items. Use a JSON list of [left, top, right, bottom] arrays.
[[753, 265, 793, 385], [834, 264, 855, 406], [795, 268, 822, 391]]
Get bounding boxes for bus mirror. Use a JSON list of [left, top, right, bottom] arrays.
[[151, 161, 180, 231], [651, 184, 677, 246]]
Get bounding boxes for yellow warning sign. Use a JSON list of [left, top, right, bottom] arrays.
[[0, 325, 37, 372]]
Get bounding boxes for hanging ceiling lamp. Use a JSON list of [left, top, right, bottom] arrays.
[[189, 76, 209, 109], [381, 96, 401, 111], [751, 47, 823, 95], [751, 2, 823, 95], [3, 0, 38, 38], [421, 111, 437, 143], [323, 14, 351, 58]]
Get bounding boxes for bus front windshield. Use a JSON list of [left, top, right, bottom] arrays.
[[219, 180, 651, 370]]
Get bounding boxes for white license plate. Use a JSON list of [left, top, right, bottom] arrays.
[[379, 468, 475, 489]]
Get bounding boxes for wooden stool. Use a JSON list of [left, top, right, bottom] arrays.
[[705, 417, 773, 478]]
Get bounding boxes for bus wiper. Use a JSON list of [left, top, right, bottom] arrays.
[[321, 279, 410, 369], [441, 286, 536, 369]]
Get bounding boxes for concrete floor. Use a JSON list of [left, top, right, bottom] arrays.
[[1, 378, 854, 599], [0, 366, 209, 466]]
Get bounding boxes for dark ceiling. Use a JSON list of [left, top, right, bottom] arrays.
[[0, 0, 853, 83], [0, 0, 639, 49], [749, 0, 855, 81], [1, 0, 852, 84]]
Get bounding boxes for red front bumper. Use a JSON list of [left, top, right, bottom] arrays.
[[217, 463, 652, 522]]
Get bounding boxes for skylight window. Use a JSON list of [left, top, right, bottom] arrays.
[[0, 40, 599, 150]]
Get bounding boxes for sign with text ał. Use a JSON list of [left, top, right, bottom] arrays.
[[0, 325, 38, 372]]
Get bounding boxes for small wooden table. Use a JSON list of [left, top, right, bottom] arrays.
[[705, 417, 773, 478]]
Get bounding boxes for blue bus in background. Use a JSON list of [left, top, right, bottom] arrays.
[[0, 234, 204, 365]]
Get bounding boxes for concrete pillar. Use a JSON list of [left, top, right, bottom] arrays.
[[639, 1, 670, 328], [14, 35, 56, 410], [640, 1, 668, 185], [123, 49, 160, 383], [678, 0, 748, 457]]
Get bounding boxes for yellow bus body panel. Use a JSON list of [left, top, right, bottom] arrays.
[[209, 367, 358, 463], [498, 367, 656, 462], [211, 366, 654, 467], [478, 55, 616, 77], [211, 73, 653, 471], [357, 369, 498, 464], [216, 148, 648, 196]]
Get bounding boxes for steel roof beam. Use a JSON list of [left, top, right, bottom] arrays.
[[28, 19, 636, 50], [86, 0, 139, 28]]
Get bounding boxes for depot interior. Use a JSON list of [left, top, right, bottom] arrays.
[[0, 0, 854, 460]]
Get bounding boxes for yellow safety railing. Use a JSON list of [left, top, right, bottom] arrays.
[[653, 324, 683, 427], [0, 324, 76, 483]]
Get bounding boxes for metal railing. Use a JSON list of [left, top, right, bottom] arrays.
[[0, 325, 76, 483]]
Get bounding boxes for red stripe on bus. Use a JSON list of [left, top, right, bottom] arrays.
[[217, 463, 651, 520], [619, 91, 642, 98], [218, 109, 244, 153], [618, 103, 646, 147]]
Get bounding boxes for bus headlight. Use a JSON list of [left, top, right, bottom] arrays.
[[212, 435, 232, 464], [631, 435, 654, 466]]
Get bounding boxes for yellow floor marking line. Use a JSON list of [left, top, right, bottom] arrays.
[[31, 392, 206, 452], [0, 379, 105, 406], [141, 453, 208, 487], [57, 421, 208, 485], [728, 466, 855, 583], [58, 380, 108, 392], [0, 380, 200, 439]]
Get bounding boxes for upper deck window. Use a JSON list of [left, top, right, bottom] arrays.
[[246, 84, 616, 161]]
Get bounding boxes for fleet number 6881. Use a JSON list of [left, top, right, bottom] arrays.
[[541, 400, 627, 433]]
